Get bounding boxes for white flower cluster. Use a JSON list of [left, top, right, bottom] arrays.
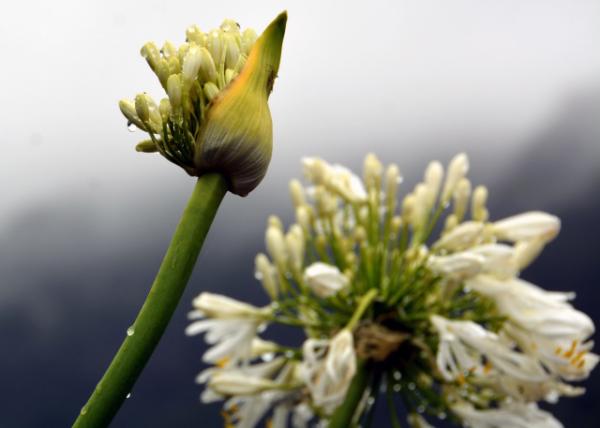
[[187, 153, 596, 427], [118, 19, 257, 172]]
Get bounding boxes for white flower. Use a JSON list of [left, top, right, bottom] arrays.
[[465, 275, 598, 381], [431, 315, 549, 382], [493, 211, 560, 243], [190, 292, 271, 319], [230, 362, 301, 428], [494, 374, 584, 403], [207, 358, 285, 397], [303, 262, 349, 297], [505, 323, 598, 382], [451, 401, 563, 428], [301, 329, 356, 414], [186, 318, 259, 364], [466, 276, 594, 341], [186, 293, 271, 364]]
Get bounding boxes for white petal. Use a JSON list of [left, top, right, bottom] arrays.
[[493, 211, 560, 243]]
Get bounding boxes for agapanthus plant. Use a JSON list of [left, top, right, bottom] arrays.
[[75, 13, 286, 427], [188, 153, 597, 427]]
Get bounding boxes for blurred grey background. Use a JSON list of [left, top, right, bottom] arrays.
[[1, 0, 599, 426]]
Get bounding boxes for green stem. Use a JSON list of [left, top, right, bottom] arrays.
[[328, 359, 371, 428], [73, 173, 228, 428], [346, 288, 378, 330]]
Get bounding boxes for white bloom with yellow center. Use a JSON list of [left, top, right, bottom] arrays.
[[186, 153, 596, 427], [431, 315, 549, 382], [186, 293, 271, 364]]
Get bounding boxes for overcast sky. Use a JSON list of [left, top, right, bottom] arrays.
[[1, 0, 599, 227]]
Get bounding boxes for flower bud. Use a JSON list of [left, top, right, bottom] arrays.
[[441, 153, 469, 203], [167, 74, 183, 108], [223, 33, 241, 70], [241, 28, 258, 55], [182, 46, 203, 81], [255, 253, 278, 298], [134, 93, 150, 122], [194, 12, 287, 196], [203, 82, 220, 101], [197, 47, 218, 83], [303, 262, 349, 298], [186, 25, 205, 45], [289, 179, 306, 208], [119, 99, 146, 131]]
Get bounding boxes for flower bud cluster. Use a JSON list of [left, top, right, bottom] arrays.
[[119, 13, 286, 195], [187, 153, 596, 428]]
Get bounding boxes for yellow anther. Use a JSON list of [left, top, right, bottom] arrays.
[[564, 340, 578, 358], [216, 356, 230, 368]]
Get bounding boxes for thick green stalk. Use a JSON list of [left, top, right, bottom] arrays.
[[328, 359, 371, 428], [73, 173, 228, 427]]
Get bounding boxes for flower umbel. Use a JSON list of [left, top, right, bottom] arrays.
[[187, 153, 596, 427], [119, 12, 287, 196]]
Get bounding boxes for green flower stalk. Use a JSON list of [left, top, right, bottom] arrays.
[[74, 12, 286, 427]]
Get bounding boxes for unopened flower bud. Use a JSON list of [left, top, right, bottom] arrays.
[[296, 206, 311, 231], [471, 185, 489, 222], [194, 12, 287, 196], [161, 41, 178, 58], [255, 253, 278, 298], [134, 93, 150, 122], [135, 140, 158, 153], [224, 68, 236, 85], [268, 215, 284, 232], [220, 19, 241, 34], [182, 46, 203, 81], [140, 42, 161, 70], [186, 25, 205, 45], [363, 153, 383, 190], [385, 164, 400, 205], [207, 30, 224, 67], [159, 98, 171, 122], [167, 74, 183, 108], [223, 33, 241, 70], [119, 99, 146, 130], [241, 28, 258, 55], [286, 224, 305, 272], [289, 179, 306, 208], [203, 82, 220, 101], [453, 178, 471, 221], [266, 223, 287, 269], [303, 262, 349, 298], [441, 153, 469, 203], [424, 161, 443, 207], [197, 47, 218, 83]]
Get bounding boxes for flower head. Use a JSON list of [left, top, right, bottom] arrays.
[[119, 12, 287, 196], [187, 153, 596, 427]]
